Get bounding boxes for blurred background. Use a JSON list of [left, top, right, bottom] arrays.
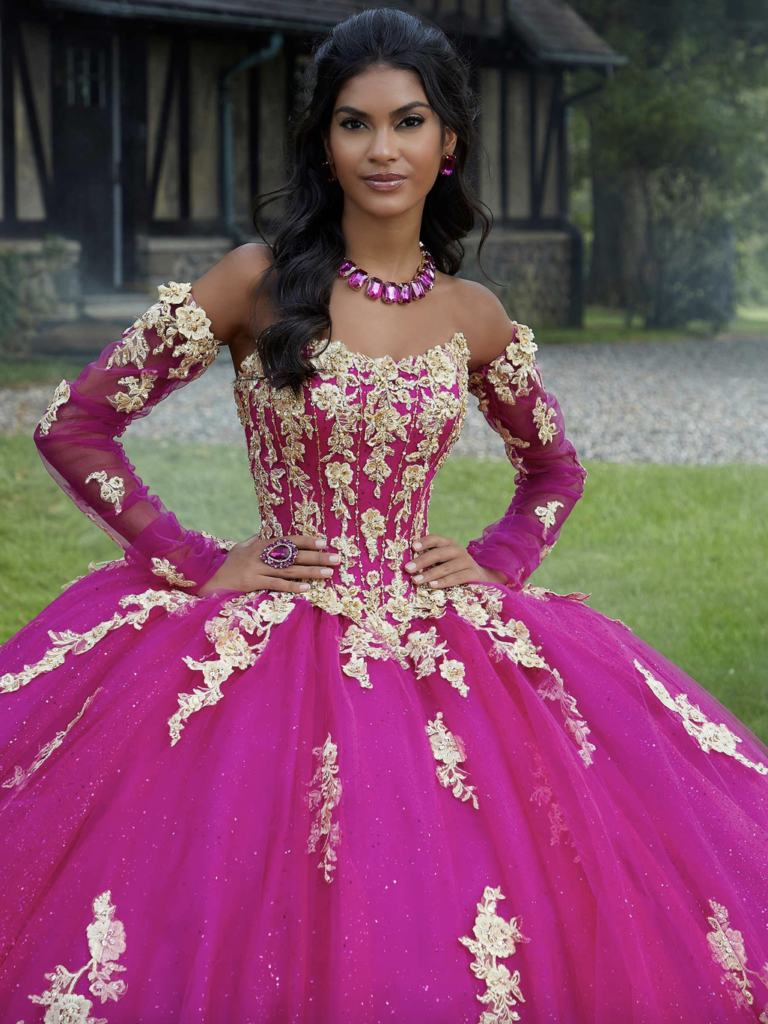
[[0, 0, 766, 738]]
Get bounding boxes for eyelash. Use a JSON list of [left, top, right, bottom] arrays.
[[340, 115, 425, 131]]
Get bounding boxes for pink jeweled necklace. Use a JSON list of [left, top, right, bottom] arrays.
[[337, 241, 436, 304]]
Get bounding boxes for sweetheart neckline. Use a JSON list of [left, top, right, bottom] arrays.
[[311, 332, 469, 368]]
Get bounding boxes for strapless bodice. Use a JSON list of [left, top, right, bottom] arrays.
[[232, 333, 472, 655]]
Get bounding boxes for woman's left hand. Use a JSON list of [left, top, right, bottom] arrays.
[[403, 534, 507, 589]]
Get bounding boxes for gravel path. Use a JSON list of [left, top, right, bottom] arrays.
[[2, 337, 766, 464]]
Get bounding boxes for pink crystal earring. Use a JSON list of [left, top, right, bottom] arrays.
[[439, 153, 456, 176], [322, 159, 338, 183]]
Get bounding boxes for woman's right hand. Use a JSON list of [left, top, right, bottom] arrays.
[[196, 534, 339, 596]]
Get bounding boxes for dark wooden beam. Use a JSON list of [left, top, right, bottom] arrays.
[[1, 18, 17, 223], [532, 74, 560, 219], [499, 62, 508, 220], [556, 69, 568, 218], [120, 29, 147, 283], [148, 39, 177, 219], [528, 67, 537, 220], [249, 61, 260, 215], [15, 24, 52, 216], [177, 36, 190, 219]]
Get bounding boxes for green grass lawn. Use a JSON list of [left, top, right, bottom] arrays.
[[535, 304, 768, 346], [2, 432, 766, 742]]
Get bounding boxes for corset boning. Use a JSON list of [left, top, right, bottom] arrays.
[[233, 335, 471, 639]]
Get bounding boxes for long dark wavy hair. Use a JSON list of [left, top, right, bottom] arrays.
[[248, 6, 497, 395]]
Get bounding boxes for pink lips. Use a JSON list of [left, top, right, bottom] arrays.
[[363, 175, 406, 192]]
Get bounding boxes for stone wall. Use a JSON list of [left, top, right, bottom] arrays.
[[135, 236, 234, 285], [460, 228, 580, 328]]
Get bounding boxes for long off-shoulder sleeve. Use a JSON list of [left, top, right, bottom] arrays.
[[33, 281, 230, 593], [466, 320, 588, 590]]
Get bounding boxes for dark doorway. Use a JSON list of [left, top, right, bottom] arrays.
[[52, 26, 120, 293]]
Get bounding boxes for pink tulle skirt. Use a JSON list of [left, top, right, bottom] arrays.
[[1, 560, 767, 1024]]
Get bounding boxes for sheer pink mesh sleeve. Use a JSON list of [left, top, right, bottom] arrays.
[[33, 281, 230, 593], [466, 320, 588, 590]]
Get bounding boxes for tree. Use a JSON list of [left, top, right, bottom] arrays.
[[570, 0, 768, 328]]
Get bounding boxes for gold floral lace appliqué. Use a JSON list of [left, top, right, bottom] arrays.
[[150, 557, 196, 589], [37, 379, 70, 435], [84, 470, 125, 515], [705, 898, 768, 1019], [459, 883, 531, 1023], [0, 589, 196, 695], [1, 687, 102, 805], [17, 890, 128, 1024], [106, 372, 157, 414], [168, 591, 297, 745], [525, 742, 579, 863], [105, 280, 219, 381], [306, 731, 343, 883], [635, 659, 768, 775], [425, 710, 479, 809]]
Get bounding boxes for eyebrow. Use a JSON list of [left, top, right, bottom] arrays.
[[333, 101, 431, 118]]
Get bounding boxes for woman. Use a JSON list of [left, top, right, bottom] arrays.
[[1, 9, 767, 1023]]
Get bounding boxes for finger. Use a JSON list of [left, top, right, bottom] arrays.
[[272, 563, 337, 580], [411, 557, 464, 584], [406, 543, 461, 574], [287, 533, 328, 549], [411, 534, 451, 553], [252, 576, 314, 594], [425, 569, 472, 589]]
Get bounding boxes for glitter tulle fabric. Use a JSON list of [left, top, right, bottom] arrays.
[[1, 284, 767, 1024]]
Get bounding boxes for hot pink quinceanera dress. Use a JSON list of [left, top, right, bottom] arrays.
[[1, 282, 767, 1024]]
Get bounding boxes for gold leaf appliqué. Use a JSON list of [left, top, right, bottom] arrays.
[[307, 732, 343, 883], [425, 710, 479, 808], [459, 884, 531, 1023], [20, 889, 127, 1022], [635, 659, 768, 775]]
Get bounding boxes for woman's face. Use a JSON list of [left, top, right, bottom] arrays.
[[323, 64, 456, 216]]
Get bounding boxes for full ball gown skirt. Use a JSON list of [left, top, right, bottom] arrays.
[[1, 284, 767, 1024]]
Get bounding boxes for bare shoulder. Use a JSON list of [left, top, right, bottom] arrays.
[[452, 278, 517, 372], [191, 243, 274, 346]]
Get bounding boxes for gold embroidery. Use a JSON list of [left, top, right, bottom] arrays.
[[200, 530, 238, 552], [150, 557, 196, 589], [468, 321, 541, 406], [425, 711, 479, 808], [61, 557, 126, 591], [37, 379, 70, 435], [1, 687, 102, 801], [360, 508, 386, 560], [705, 899, 768, 1017], [106, 372, 157, 414], [635, 659, 768, 775], [168, 592, 297, 745], [459, 884, 531, 1023], [307, 732, 343, 883], [519, 582, 592, 604], [534, 500, 563, 531], [0, 589, 196, 694], [536, 666, 596, 769], [525, 743, 579, 862], [105, 281, 220, 381], [532, 396, 557, 444], [84, 470, 125, 515], [232, 328, 595, 765], [22, 890, 127, 1021]]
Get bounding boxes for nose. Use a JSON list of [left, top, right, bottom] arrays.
[[367, 126, 400, 162]]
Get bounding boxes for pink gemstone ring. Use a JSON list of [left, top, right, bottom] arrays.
[[260, 538, 299, 568]]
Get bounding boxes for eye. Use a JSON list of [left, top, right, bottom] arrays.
[[339, 115, 425, 131]]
